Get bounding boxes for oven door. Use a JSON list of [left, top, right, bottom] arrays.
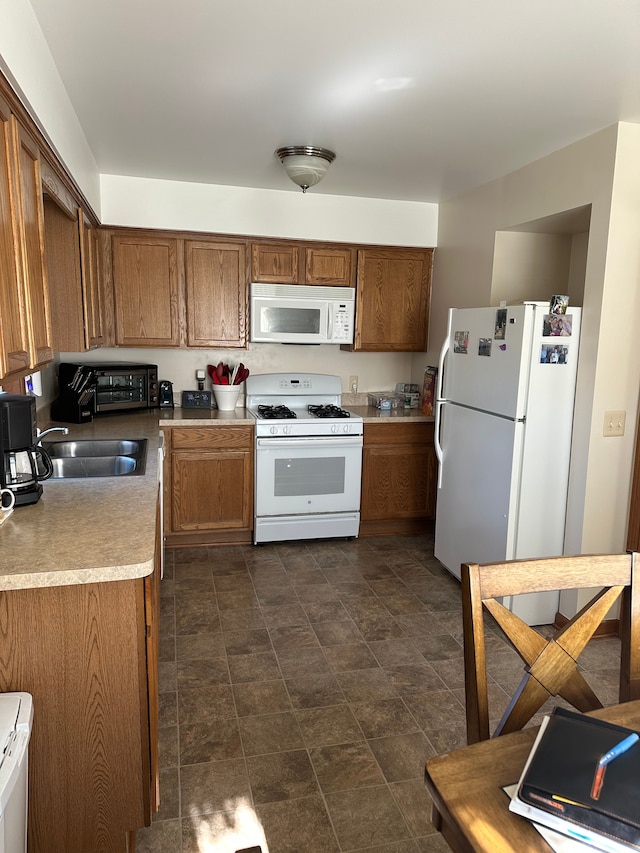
[[94, 369, 149, 412], [255, 435, 362, 517]]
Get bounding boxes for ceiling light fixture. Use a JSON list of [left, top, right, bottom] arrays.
[[275, 146, 336, 193]]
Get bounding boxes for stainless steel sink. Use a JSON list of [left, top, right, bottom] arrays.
[[49, 456, 139, 478], [43, 439, 145, 458], [42, 438, 147, 478]]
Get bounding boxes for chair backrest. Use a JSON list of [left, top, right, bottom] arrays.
[[462, 552, 640, 745]]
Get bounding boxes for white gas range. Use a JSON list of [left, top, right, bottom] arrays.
[[245, 373, 363, 544]]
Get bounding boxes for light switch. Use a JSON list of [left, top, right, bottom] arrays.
[[603, 410, 626, 437]]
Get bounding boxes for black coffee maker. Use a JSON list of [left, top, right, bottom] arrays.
[[0, 394, 53, 506]]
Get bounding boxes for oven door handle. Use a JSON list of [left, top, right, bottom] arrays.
[[256, 436, 363, 449]]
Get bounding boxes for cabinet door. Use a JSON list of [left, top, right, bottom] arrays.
[[171, 449, 252, 532], [353, 248, 433, 352], [251, 241, 299, 283], [0, 581, 147, 853], [79, 212, 104, 348], [12, 118, 53, 368], [45, 195, 86, 352], [362, 444, 432, 520], [112, 234, 180, 346], [185, 239, 247, 347], [361, 422, 436, 533], [0, 94, 30, 379], [304, 245, 354, 286]]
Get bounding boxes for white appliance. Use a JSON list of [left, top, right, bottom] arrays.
[[249, 283, 355, 345], [0, 692, 32, 853], [434, 302, 582, 625], [246, 373, 363, 543]]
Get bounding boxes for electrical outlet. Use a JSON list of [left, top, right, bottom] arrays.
[[349, 375, 358, 394], [603, 410, 626, 437]]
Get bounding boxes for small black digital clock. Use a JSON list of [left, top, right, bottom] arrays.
[[181, 391, 212, 409]]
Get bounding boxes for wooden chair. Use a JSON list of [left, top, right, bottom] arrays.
[[462, 552, 640, 745]]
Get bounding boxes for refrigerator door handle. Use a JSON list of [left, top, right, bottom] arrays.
[[434, 312, 452, 488], [434, 398, 445, 489]]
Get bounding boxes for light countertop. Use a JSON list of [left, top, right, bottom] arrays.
[[0, 412, 162, 591], [158, 406, 434, 425], [1, 405, 433, 592], [348, 406, 434, 423]]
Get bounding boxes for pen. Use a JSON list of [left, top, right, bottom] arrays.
[[598, 732, 639, 768], [590, 732, 639, 800]]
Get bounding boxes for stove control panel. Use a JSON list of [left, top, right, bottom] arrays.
[[256, 420, 363, 438], [269, 424, 293, 435]]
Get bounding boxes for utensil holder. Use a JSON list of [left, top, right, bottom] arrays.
[[213, 385, 241, 411]]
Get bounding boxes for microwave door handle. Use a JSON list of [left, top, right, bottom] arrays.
[[326, 305, 333, 340]]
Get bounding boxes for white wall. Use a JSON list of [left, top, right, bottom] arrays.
[[491, 232, 572, 307], [56, 345, 414, 406], [0, 0, 100, 211], [419, 123, 640, 569], [100, 174, 438, 247]]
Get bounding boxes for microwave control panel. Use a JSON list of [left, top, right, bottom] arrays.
[[331, 302, 354, 342]]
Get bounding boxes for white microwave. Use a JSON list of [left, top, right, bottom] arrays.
[[250, 283, 355, 345]]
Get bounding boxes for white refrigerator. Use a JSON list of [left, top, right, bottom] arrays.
[[434, 302, 581, 625]]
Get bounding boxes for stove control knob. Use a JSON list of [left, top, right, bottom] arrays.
[[331, 424, 338, 434], [343, 424, 350, 433], [283, 425, 291, 435], [270, 426, 277, 435]]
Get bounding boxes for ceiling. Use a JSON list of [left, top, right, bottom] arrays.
[[28, 0, 640, 203]]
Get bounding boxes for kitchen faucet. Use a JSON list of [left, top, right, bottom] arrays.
[[35, 426, 69, 444]]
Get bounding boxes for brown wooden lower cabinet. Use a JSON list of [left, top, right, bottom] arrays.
[[0, 534, 160, 853], [360, 421, 436, 536], [163, 425, 254, 546]]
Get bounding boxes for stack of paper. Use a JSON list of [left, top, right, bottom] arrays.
[[509, 708, 640, 852]]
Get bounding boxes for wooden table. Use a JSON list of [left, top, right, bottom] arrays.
[[424, 700, 640, 852]]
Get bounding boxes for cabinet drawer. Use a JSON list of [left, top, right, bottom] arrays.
[[171, 426, 253, 451], [364, 421, 434, 447]]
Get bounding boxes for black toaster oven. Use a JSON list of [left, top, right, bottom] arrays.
[[54, 362, 158, 422]]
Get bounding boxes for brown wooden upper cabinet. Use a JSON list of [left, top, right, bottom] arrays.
[[185, 239, 247, 348], [0, 93, 53, 380], [345, 247, 433, 352], [251, 242, 299, 283], [79, 212, 104, 349], [13, 120, 53, 370], [112, 233, 181, 347], [305, 245, 354, 286], [0, 93, 31, 380], [44, 195, 84, 352], [251, 240, 355, 287], [44, 197, 104, 353], [109, 230, 248, 348]]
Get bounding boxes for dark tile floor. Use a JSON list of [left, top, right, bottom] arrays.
[[135, 533, 622, 853]]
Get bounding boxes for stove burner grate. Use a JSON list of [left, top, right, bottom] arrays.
[[308, 404, 351, 419], [257, 405, 297, 420]]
